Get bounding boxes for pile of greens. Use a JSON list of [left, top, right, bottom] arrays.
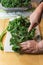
[[7, 16, 35, 53], [1, 0, 31, 8]]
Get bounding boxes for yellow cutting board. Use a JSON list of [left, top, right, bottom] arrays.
[[0, 18, 43, 65]]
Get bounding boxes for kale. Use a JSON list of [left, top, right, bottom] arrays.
[[1, 0, 31, 8], [0, 29, 7, 50], [7, 16, 35, 53], [1, 0, 21, 7], [22, 0, 31, 7], [0, 0, 1, 2]]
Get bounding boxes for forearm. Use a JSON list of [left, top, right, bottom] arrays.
[[28, 2, 43, 32], [35, 2, 43, 23], [31, 2, 43, 23]]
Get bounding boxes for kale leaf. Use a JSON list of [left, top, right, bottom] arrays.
[[0, 29, 7, 50]]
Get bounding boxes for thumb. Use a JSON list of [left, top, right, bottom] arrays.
[[28, 24, 33, 32]]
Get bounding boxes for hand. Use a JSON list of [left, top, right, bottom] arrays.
[[28, 2, 43, 32], [20, 40, 38, 54]]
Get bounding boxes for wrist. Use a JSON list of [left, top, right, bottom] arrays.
[[35, 43, 39, 53], [37, 40, 43, 53]]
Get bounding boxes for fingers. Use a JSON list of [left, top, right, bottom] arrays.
[[28, 24, 33, 32], [20, 40, 38, 54], [20, 41, 30, 51], [28, 22, 38, 32]]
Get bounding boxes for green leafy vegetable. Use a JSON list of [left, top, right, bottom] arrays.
[[1, 0, 31, 8], [22, 0, 31, 7], [0, 0, 1, 2], [0, 42, 3, 50], [7, 16, 36, 53], [0, 29, 7, 50]]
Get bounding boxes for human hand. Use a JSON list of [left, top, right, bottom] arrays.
[[28, 2, 43, 32], [20, 40, 38, 54]]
